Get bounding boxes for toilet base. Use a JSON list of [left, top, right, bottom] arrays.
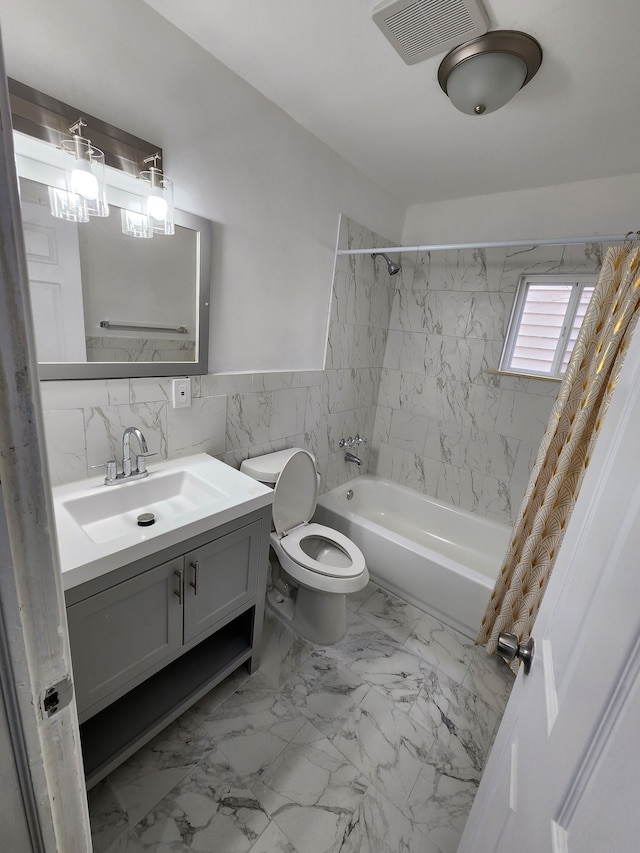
[[295, 585, 348, 645], [266, 585, 348, 645], [266, 586, 296, 624]]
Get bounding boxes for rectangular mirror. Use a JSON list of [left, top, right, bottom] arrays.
[[14, 133, 211, 380]]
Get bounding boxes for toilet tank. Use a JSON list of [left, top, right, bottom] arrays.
[[240, 448, 318, 486]]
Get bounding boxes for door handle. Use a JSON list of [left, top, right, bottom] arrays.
[[497, 632, 535, 674], [190, 560, 199, 596], [174, 568, 184, 605]]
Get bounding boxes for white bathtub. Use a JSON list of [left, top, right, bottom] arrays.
[[313, 475, 511, 640]]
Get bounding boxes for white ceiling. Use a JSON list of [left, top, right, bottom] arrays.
[[142, 0, 640, 206]]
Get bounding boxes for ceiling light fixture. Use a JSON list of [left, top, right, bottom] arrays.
[[51, 117, 109, 220], [438, 30, 542, 116]]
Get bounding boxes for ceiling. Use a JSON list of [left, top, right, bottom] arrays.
[[142, 0, 640, 206]]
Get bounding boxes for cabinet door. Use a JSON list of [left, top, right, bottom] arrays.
[[67, 557, 183, 716], [183, 520, 261, 644]]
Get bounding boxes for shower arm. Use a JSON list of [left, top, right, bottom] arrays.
[[371, 252, 401, 275]]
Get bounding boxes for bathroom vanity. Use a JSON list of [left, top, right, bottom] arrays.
[[53, 454, 273, 788]]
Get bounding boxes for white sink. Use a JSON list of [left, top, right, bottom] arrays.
[[53, 454, 273, 590], [62, 469, 229, 545]]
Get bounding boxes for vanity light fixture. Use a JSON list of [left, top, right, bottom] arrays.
[[8, 79, 176, 238], [50, 117, 109, 220], [438, 30, 542, 116], [140, 152, 174, 236], [120, 152, 175, 239]]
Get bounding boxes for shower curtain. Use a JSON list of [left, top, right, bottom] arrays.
[[477, 242, 640, 664]]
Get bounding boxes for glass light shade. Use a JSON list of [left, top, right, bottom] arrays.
[[121, 206, 153, 239], [445, 51, 528, 115], [140, 170, 174, 235], [60, 136, 109, 216], [48, 187, 89, 222], [120, 186, 153, 240]]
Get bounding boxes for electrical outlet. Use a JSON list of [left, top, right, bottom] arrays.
[[172, 377, 191, 409]]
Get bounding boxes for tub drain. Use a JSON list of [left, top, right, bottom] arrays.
[[137, 512, 155, 527]]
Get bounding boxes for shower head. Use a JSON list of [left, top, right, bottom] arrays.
[[372, 252, 401, 276]]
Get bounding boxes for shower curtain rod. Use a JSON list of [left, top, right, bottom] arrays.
[[337, 233, 630, 255]]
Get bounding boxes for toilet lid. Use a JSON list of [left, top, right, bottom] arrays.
[[273, 449, 318, 537]]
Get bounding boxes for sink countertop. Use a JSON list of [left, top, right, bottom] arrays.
[[52, 454, 273, 591]]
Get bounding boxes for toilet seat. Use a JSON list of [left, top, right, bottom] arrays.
[[270, 530, 368, 595], [279, 522, 366, 579], [270, 450, 367, 591]]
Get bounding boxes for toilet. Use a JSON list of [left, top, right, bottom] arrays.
[[240, 448, 369, 644]]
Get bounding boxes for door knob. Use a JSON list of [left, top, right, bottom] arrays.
[[497, 632, 535, 674]]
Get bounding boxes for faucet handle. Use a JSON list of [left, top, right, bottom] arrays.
[[91, 460, 117, 484], [136, 452, 157, 475], [354, 434, 367, 445]]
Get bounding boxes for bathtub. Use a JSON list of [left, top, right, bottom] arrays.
[[313, 475, 511, 640]]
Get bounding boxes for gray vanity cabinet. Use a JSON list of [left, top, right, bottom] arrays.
[[183, 520, 261, 643], [67, 556, 184, 715], [64, 506, 271, 788]]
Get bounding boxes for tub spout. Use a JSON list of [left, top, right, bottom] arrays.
[[345, 452, 362, 466]]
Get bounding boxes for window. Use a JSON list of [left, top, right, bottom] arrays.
[[500, 274, 597, 378]]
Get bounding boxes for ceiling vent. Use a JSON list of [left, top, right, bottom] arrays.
[[372, 0, 489, 65]]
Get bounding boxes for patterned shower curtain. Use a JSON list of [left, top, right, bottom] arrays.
[[477, 242, 640, 664]]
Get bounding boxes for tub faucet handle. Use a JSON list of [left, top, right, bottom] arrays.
[[354, 434, 367, 445]]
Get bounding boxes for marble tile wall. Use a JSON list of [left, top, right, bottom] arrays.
[[85, 336, 195, 363], [320, 215, 397, 490], [40, 371, 323, 487], [372, 241, 606, 523]]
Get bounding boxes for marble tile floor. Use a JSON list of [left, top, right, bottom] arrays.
[[88, 583, 514, 853]]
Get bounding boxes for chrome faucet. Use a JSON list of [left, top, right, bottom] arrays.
[[122, 427, 150, 478], [345, 452, 362, 466], [92, 427, 154, 485]]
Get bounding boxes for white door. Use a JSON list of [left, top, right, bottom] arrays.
[[459, 319, 640, 851], [20, 194, 87, 362], [0, 37, 92, 851]]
